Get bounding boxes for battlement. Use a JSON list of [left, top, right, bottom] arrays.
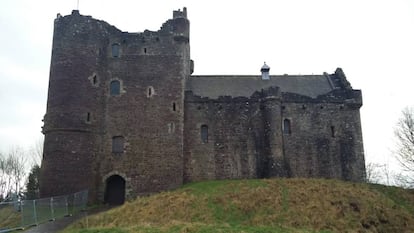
[[173, 7, 187, 19], [50, 8, 190, 62], [54, 8, 189, 39]]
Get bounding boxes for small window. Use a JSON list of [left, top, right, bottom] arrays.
[[89, 73, 99, 86], [147, 86, 154, 98], [201, 125, 208, 143], [144, 48, 147, 54], [173, 102, 176, 111], [112, 136, 124, 153], [110, 80, 120, 96], [331, 126, 335, 138], [168, 122, 175, 134], [86, 112, 91, 123], [283, 119, 291, 135], [111, 43, 120, 57]]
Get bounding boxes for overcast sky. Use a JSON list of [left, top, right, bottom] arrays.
[[0, 0, 413, 174]]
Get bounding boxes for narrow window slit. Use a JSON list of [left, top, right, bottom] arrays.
[[283, 119, 291, 135], [147, 86, 155, 98], [201, 125, 208, 143]]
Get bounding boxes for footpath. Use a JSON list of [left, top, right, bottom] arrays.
[[22, 212, 87, 233], [22, 205, 112, 233]]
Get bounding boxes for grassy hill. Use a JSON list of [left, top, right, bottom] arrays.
[[62, 178, 414, 233]]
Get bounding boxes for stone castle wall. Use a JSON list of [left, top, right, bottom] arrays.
[[41, 9, 191, 202], [184, 87, 365, 183], [41, 9, 365, 203]]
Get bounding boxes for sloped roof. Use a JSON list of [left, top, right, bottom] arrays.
[[186, 75, 334, 99]]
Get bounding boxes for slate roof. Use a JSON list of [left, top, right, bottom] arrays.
[[186, 75, 335, 99]]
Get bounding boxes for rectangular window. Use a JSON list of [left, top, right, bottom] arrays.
[[283, 119, 291, 135], [110, 80, 121, 96], [112, 136, 124, 153], [201, 125, 208, 143], [112, 44, 120, 57]]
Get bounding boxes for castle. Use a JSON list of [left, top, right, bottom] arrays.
[[40, 8, 366, 204]]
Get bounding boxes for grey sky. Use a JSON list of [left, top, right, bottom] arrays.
[[1, 0, 413, 174]]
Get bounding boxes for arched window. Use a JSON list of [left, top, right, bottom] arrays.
[[201, 125, 208, 143], [111, 43, 120, 57], [112, 136, 124, 153], [283, 119, 291, 135], [110, 80, 120, 96]]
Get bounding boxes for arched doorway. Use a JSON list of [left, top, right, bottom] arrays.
[[104, 175, 125, 205]]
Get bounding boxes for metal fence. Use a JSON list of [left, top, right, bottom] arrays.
[[0, 190, 88, 233]]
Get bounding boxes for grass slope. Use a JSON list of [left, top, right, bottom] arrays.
[[62, 179, 414, 233], [0, 205, 21, 229]]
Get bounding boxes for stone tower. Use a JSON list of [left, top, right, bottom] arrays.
[[41, 8, 191, 203], [41, 8, 366, 204]]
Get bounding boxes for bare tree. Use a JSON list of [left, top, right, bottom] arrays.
[[366, 162, 382, 184], [0, 147, 27, 200], [365, 162, 392, 185], [0, 153, 7, 200], [394, 107, 414, 187], [8, 147, 27, 196]]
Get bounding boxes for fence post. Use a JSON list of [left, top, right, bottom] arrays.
[[33, 200, 38, 226], [83, 190, 88, 211], [50, 197, 55, 220], [20, 200, 24, 228], [65, 196, 69, 217]]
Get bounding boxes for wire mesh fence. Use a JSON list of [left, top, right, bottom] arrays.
[[0, 190, 88, 233]]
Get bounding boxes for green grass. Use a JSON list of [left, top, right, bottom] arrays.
[[63, 224, 328, 233], [62, 178, 414, 233], [368, 183, 414, 214]]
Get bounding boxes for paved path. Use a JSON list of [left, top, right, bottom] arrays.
[[22, 212, 87, 233], [21, 206, 112, 233]]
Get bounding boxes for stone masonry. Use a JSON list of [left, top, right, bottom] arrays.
[[40, 8, 366, 204]]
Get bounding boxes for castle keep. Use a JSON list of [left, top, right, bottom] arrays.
[[40, 8, 366, 204]]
